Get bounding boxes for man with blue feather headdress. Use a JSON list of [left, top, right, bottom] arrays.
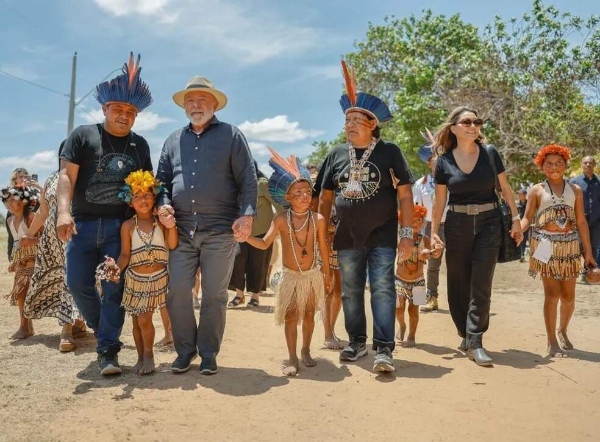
[[318, 61, 414, 373], [56, 53, 154, 376]]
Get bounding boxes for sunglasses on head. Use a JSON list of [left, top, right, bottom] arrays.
[[456, 118, 484, 127]]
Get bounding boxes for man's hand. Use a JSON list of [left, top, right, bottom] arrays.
[[56, 212, 77, 242], [232, 215, 253, 242], [158, 205, 176, 229], [397, 237, 413, 261]]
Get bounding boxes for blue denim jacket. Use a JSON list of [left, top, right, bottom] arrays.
[[157, 117, 257, 236]]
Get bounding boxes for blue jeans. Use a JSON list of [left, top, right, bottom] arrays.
[[337, 247, 396, 351], [66, 218, 125, 355], [167, 230, 238, 360]]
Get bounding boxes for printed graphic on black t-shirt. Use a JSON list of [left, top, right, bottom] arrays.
[[338, 161, 382, 200], [86, 152, 138, 205]]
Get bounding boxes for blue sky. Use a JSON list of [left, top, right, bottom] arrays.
[[0, 0, 596, 190]]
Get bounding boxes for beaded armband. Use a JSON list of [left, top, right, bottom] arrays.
[[399, 226, 414, 240]]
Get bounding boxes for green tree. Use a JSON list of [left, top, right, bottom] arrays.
[[312, 1, 600, 184]]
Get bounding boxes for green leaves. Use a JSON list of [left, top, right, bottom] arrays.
[[310, 2, 600, 184]]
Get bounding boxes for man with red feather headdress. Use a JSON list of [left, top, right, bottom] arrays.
[[318, 61, 415, 373], [56, 52, 154, 376]]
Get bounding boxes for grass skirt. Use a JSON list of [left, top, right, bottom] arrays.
[[274, 266, 325, 326], [122, 267, 168, 316], [529, 230, 582, 281]]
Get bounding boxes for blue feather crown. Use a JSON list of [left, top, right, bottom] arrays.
[[94, 52, 153, 112], [340, 92, 392, 124]]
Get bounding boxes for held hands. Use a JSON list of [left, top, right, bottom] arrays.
[[430, 233, 445, 251], [510, 220, 524, 246], [56, 212, 77, 242], [397, 237, 413, 261], [322, 271, 333, 294], [232, 216, 253, 243], [157, 205, 176, 229], [20, 234, 37, 247]]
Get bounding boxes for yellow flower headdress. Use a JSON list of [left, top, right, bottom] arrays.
[[118, 170, 165, 203]]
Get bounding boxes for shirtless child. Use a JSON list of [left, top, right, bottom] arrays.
[[245, 149, 332, 376], [395, 205, 442, 347]]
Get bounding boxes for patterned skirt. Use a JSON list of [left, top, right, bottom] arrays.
[[529, 230, 582, 281], [122, 267, 168, 315]]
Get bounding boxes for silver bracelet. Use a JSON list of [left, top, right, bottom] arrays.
[[399, 226, 414, 240], [511, 215, 521, 221]]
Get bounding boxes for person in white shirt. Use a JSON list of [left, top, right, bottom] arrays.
[[413, 143, 447, 312]]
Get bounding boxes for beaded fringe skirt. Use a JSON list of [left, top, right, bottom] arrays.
[[274, 266, 325, 326], [529, 230, 582, 281], [122, 267, 168, 316]]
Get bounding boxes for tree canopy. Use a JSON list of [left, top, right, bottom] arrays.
[[310, 0, 600, 184]]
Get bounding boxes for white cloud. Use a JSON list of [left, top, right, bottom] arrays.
[[0, 150, 57, 172], [248, 141, 270, 157], [238, 115, 323, 143], [79, 109, 175, 132], [92, 0, 320, 63]]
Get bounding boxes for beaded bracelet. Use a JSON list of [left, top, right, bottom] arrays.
[[399, 226, 413, 240], [511, 215, 521, 221]]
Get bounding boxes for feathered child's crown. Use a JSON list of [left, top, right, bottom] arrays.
[[339, 60, 392, 124], [94, 52, 153, 112], [267, 148, 313, 208], [1, 185, 40, 207], [118, 170, 165, 203], [417, 128, 435, 162]]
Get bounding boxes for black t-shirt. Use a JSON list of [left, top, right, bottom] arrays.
[[320, 140, 413, 250], [434, 144, 505, 205], [61, 123, 153, 221]]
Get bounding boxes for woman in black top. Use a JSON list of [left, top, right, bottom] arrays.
[[430, 106, 522, 366]]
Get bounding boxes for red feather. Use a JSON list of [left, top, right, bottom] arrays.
[[341, 60, 357, 106], [127, 52, 140, 87]]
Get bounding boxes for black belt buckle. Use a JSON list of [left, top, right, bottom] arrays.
[[466, 204, 480, 215]]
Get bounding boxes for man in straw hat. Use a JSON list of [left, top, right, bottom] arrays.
[[318, 61, 416, 373], [156, 76, 257, 375], [56, 53, 154, 376]]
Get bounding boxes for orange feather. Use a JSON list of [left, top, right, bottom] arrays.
[[267, 147, 301, 178], [341, 60, 357, 106]]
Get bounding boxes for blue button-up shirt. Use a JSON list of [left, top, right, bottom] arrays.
[[571, 173, 600, 225], [156, 117, 257, 236]]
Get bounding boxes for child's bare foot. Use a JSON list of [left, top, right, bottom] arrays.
[[557, 330, 573, 350], [405, 335, 416, 348], [282, 357, 299, 376], [131, 358, 143, 374], [396, 323, 406, 342], [156, 334, 173, 346], [11, 326, 33, 340], [301, 349, 317, 367], [548, 343, 568, 358], [324, 336, 342, 350], [140, 354, 155, 375]]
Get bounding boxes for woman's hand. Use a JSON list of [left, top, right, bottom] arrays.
[[430, 233, 445, 250], [510, 220, 523, 246]]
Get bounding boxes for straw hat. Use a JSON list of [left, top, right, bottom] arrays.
[[172, 76, 228, 110]]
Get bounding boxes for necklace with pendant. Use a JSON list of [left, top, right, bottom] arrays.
[[96, 124, 132, 173], [135, 215, 157, 266], [344, 138, 376, 198], [546, 180, 569, 229], [287, 209, 317, 273]]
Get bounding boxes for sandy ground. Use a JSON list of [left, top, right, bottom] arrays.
[[0, 230, 599, 442]]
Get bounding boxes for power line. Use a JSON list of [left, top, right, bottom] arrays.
[[0, 68, 69, 97], [0, 0, 47, 36]]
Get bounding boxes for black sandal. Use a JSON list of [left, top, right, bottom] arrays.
[[247, 298, 260, 307], [228, 296, 245, 307]]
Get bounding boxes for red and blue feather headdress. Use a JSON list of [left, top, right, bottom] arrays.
[[94, 52, 153, 112], [339, 60, 392, 124], [267, 148, 313, 208]]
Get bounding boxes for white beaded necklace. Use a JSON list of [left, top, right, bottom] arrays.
[[287, 209, 317, 274], [289, 209, 310, 232]]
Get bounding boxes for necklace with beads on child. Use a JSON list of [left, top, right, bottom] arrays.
[[134, 215, 157, 266], [287, 209, 317, 274]]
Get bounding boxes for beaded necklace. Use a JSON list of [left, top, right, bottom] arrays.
[[289, 209, 310, 232], [134, 215, 157, 266], [344, 138, 377, 198], [287, 209, 317, 274], [546, 179, 569, 229]]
